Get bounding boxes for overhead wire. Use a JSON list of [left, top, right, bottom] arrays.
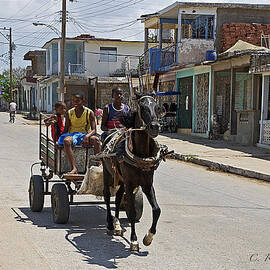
[[73, 0, 145, 18]]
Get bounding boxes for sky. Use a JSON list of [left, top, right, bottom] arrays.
[[0, 0, 270, 71]]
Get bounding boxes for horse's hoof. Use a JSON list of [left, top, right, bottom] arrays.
[[113, 217, 123, 236], [143, 231, 154, 246], [107, 229, 114, 236], [130, 241, 139, 252], [114, 229, 124, 236]]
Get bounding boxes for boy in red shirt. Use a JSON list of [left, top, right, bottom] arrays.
[[44, 101, 66, 141]]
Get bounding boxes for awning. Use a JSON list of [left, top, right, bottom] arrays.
[[156, 91, 181, 96]]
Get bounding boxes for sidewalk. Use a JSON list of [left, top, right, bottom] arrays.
[[157, 133, 270, 182]]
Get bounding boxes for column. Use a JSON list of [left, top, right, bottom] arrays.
[[159, 20, 162, 50], [208, 70, 213, 135], [144, 27, 149, 53], [259, 75, 269, 144], [177, 8, 182, 63]]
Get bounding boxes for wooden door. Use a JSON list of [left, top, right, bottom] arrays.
[[178, 77, 193, 129]]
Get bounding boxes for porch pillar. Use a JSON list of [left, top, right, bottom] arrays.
[[259, 75, 269, 144], [144, 27, 149, 53], [192, 75, 196, 133], [159, 20, 162, 50], [177, 8, 182, 62], [208, 70, 213, 135], [177, 8, 182, 44]]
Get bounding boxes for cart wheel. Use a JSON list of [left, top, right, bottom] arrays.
[[124, 187, 143, 222], [29, 175, 44, 212], [51, 183, 70, 224]]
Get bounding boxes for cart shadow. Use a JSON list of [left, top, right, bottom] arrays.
[[14, 206, 147, 269]]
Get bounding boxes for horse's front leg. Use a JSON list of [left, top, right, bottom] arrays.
[[103, 166, 114, 235], [114, 182, 124, 236], [143, 185, 161, 246], [126, 185, 139, 251]]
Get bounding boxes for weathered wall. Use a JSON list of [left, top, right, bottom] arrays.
[[213, 71, 231, 135], [194, 73, 209, 133], [65, 83, 90, 109], [37, 52, 46, 76], [220, 23, 270, 52], [97, 83, 130, 109], [178, 39, 214, 65], [216, 8, 270, 52]]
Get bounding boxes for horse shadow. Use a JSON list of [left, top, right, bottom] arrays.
[[13, 205, 147, 269]]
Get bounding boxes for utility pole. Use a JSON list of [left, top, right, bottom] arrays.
[[0, 27, 13, 101], [59, 0, 67, 102], [9, 27, 12, 101]]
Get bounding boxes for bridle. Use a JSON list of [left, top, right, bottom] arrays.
[[136, 95, 157, 129]]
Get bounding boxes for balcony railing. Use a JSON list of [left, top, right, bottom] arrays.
[[68, 63, 86, 76], [149, 44, 177, 74]]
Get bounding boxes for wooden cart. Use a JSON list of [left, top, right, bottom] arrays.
[[28, 113, 143, 224]]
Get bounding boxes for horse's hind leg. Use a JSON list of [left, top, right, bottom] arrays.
[[103, 166, 114, 235], [126, 185, 139, 251], [142, 186, 161, 246], [114, 182, 124, 236]]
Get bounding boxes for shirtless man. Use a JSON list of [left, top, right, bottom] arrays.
[[58, 93, 101, 174]]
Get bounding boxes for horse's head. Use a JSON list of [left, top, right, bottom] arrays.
[[135, 91, 165, 138]]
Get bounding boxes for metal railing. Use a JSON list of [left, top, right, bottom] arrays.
[[68, 63, 86, 76], [139, 44, 177, 75]]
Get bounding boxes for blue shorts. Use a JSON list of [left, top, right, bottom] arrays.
[[57, 132, 87, 146]]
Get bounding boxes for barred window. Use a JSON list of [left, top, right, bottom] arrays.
[[182, 15, 214, 39], [100, 47, 117, 62]]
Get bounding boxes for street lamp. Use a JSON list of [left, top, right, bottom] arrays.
[[32, 22, 61, 37]]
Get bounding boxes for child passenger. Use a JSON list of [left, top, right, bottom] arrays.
[[44, 101, 66, 141]]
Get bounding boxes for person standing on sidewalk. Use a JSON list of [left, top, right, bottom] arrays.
[[9, 100, 17, 122]]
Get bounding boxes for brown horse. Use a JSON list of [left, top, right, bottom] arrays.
[[102, 92, 168, 251]]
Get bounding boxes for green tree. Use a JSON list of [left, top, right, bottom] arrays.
[[2, 92, 10, 103]]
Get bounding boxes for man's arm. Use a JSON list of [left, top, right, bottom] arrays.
[[86, 110, 97, 137], [63, 112, 70, 134], [101, 106, 109, 131]]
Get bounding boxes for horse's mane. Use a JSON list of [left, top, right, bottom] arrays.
[[120, 110, 136, 128]]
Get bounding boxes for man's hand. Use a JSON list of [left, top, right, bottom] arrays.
[[82, 134, 90, 148]]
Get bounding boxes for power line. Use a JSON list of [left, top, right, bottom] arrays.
[[73, 0, 145, 18]]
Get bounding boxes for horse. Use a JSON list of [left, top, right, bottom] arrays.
[[102, 91, 168, 251]]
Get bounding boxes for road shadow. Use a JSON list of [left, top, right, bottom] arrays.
[[160, 133, 270, 161], [13, 206, 147, 269]]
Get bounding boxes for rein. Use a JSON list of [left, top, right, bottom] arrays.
[[123, 130, 173, 171]]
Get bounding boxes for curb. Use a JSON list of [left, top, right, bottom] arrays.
[[169, 153, 270, 183]]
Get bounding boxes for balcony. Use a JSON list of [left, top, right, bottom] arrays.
[[68, 63, 86, 77], [149, 44, 177, 74]]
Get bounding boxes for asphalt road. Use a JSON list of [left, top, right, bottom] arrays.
[[1, 112, 270, 270]]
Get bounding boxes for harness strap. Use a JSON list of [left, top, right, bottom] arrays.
[[85, 108, 89, 133]]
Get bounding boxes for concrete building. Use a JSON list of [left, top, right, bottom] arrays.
[[39, 35, 146, 112], [140, 1, 270, 145], [21, 50, 46, 112]]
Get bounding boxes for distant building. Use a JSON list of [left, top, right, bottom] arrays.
[[140, 1, 270, 146], [37, 34, 148, 112]]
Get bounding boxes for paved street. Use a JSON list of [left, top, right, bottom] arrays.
[[1, 111, 270, 270]]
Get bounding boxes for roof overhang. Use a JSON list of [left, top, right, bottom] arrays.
[[141, 1, 270, 24]]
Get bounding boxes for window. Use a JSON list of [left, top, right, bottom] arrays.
[[47, 86, 51, 106], [47, 48, 51, 71], [181, 15, 214, 39], [100, 47, 117, 62]]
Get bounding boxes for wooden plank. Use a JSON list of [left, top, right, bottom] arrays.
[[62, 174, 84, 181]]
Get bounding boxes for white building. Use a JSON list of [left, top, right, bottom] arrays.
[[38, 35, 145, 112]]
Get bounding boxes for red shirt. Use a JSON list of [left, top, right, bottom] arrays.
[[51, 115, 64, 141]]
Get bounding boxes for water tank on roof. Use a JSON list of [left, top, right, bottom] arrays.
[[206, 50, 217, 61]]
